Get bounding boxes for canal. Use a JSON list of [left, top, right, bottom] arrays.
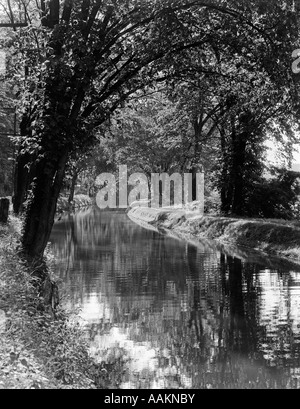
[[50, 207, 300, 389]]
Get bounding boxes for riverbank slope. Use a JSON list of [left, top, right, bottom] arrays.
[[128, 207, 300, 264]]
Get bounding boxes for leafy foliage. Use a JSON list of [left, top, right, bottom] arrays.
[[2, 0, 300, 258], [245, 168, 300, 219], [102, 91, 193, 175]]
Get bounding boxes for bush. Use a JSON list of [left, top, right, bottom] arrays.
[[204, 190, 221, 215], [0, 221, 116, 389], [244, 168, 300, 220]]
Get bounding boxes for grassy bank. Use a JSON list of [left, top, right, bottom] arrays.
[[0, 218, 117, 389], [149, 211, 300, 263]]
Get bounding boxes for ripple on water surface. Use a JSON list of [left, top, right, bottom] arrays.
[[50, 209, 300, 389]]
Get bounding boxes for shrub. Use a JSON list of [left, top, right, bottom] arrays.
[[244, 168, 300, 220]]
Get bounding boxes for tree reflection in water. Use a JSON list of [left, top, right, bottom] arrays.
[[50, 208, 300, 389]]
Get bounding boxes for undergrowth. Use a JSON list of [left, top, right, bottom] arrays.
[[0, 218, 119, 389]]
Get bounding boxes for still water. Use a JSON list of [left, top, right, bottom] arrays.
[[50, 207, 300, 389]]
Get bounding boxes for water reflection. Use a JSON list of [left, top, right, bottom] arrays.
[[50, 208, 300, 389]]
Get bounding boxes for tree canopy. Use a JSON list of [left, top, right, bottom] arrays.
[[0, 0, 299, 259]]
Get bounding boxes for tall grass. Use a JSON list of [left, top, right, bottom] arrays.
[[0, 219, 113, 389]]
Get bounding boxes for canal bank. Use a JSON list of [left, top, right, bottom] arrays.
[[127, 207, 300, 265], [0, 217, 118, 389]]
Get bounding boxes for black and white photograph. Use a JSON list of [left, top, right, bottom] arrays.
[[1, 0, 300, 392]]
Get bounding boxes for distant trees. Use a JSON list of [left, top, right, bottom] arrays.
[[62, 144, 114, 204], [102, 91, 192, 176], [100, 0, 300, 217]]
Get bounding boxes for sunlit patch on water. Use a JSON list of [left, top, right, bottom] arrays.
[[88, 326, 193, 389], [50, 208, 300, 389]]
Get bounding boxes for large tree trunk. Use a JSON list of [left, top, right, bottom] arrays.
[[21, 151, 68, 259], [191, 168, 198, 202], [219, 117, 248, 216], [0, 198, 9, 223], [12, 151, 36, 214], [191, 119, 203, 201]]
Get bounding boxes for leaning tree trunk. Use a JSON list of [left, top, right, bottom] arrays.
[[21, 151, 68, 259], [68, 169, 78, 206]]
